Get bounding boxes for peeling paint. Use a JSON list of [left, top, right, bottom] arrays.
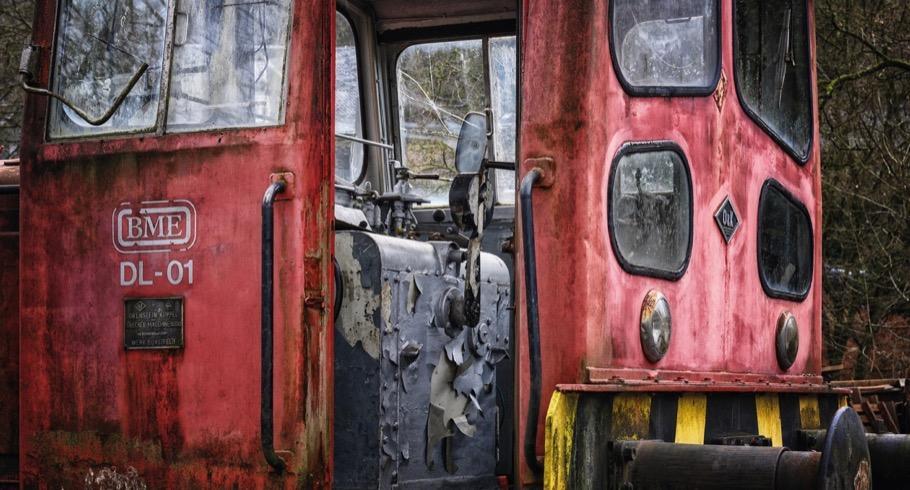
[[335, 233, 381, 359]]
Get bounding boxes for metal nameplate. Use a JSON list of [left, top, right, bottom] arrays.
[[714, 196, 740, 244], [124, 297, 184, 350]]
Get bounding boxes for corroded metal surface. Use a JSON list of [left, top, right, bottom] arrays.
[[17, 0, 334, 487], [333, 231, 510, 488], [517, 0, 822, 482]]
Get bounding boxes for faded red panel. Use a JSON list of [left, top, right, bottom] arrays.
[[517, 0, 821, 482], [17, 0, 333, 488]]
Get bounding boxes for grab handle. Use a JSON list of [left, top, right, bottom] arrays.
[[261, 181, 287, 472]]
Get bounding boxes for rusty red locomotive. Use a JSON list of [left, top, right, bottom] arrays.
[[1, 0, 907, 488]]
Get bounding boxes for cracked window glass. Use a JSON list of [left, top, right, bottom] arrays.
[[397, 39, 485, 206], [610, 147, 691, 277], [612, 0, 719, 91], [335, 12, 364, 184], [734, 0, 812, 161], [49, 0, 168, 138], [167, 0, 292, 131]]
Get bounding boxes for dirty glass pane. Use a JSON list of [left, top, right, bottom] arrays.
[[612, 0, 719, 90], [490, 36, 516, 205], [759, 182, 813, 299], [397, 40, 485, 206], [734, 0, 812, 161], [610, 148, 691, 276], [335, 13, 364, 184], [49, 0, 168, 138], [167, 0, 291, 131]]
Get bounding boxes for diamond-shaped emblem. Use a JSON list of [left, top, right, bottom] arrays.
[[134, 301, 147, 312], [714, 197, 740, 243]]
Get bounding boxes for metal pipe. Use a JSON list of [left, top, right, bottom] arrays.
[[485, 160, 516, 170], [866, 434, 910, 487], [618, 441, 822, 490], [520, 168, 543, 476], [261, 181, 287, 472]]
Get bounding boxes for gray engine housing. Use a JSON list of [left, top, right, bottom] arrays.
[[334, 230, 511, 489]]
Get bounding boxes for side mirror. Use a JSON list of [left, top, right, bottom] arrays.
[[454, 112, 488, 174]]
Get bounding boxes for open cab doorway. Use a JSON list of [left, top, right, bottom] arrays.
[[332, 0, 519, 487]]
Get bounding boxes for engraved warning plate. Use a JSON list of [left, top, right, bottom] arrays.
[[124, 298, 184, 349]]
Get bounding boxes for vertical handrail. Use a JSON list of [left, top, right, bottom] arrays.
[[520, 168, 544, 477], [261, 181, 287, 472]]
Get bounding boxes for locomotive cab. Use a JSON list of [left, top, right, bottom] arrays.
[[8, 0, 909, 488]]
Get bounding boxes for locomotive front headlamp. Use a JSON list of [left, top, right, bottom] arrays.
[[776, 311, 799, 370], [640, 290, 671, 363]]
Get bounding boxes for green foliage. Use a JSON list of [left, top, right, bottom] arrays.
[[0, 0, 33, 158]]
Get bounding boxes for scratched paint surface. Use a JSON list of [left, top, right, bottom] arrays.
[[517, 0, 822, 482], [17, 0, 334, 487]]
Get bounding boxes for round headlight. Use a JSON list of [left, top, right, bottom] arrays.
[[640, 290, 671, 363], [776, 312, 799, 370]]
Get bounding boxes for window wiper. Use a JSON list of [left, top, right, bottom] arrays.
[[776, 8, 792, 108], [18, 44, 148, 126]]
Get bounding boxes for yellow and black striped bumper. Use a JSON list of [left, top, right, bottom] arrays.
[[544, 390, 848, 489]]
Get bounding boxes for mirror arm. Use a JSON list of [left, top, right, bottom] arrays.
[[335, 133, 394, 151], [484, 160, 515, 171], [18, 44, 148, 127]]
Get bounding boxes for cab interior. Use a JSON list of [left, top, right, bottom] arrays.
[[332, 0, 520, 484]]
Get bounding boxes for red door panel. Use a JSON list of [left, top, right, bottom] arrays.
[[18, 1, 333, 487]]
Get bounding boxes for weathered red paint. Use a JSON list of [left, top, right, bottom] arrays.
[[18, 1, 334, 487], [0, 163, 18, 484], [517, 0, 822, 483]]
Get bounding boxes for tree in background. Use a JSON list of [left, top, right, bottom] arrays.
[[817, 0, 910, 378], [0, 0, 32, 159]]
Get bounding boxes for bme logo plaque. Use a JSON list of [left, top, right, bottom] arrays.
[[113, 200, 197, 254]]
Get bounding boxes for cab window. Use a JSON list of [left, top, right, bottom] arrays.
[[608, 142, 693, 279], [49, 0, 292, 139], [396, 36, 516, 206], [734, 0, 813, 163], [49, 0, 168, 138], [335, 13, 365, 184], [610, 0, 721, 95], [758, 180, 813, 300]]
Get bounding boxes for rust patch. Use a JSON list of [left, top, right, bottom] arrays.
[[714, 71, 728, 112]]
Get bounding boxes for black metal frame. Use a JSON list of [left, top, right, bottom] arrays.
[[335, 8, 370, 185], [757, 178, 813, 302], [608, 0, 722, 97], [607, 141, 694, 281], [732, 0, 815, 165]]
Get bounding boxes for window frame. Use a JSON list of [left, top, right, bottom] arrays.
[[46, 0, 294, 142], [607, 141, 694, 281], [335, 9, 369, 184], [732, 0, 814, 165], [388, 29, 516, 207], [608, 0, 722, 97], [757, 178, 814, 302]]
